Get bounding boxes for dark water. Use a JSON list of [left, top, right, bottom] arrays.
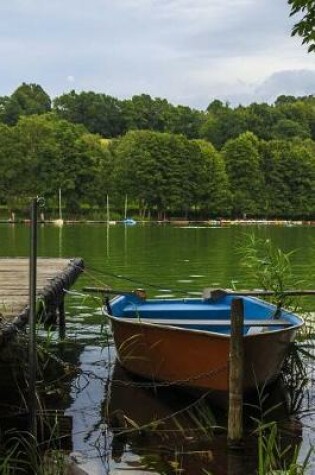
[[0, 223, 314, 474]]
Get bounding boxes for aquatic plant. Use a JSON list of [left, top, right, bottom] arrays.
[[0, 411, 69, 474], [239, 233, 301, 305], [255, 420, 313, 475], [238, 234, 314, 473], [281, 342, 312, 415]]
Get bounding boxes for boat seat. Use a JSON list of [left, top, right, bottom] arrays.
[[122, 302, 231, 319]]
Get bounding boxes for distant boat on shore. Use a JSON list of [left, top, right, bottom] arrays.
[[122, 195, 136, 225], [123, 218, 137, 225]]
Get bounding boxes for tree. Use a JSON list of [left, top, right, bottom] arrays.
[[0, 124, 25, 204], [165, 104, 204, 139], [222, 132, 264, 217], [288, 0, 315, 52], [0, 96, 21, 125], [282, 140, 315, 216], [271, 118, 311, 139], [54, 91, 126, 138], [192, 140, 231, 216], [242, 103, 282, 140], [0, 114, 111, 213], [260, 138, 315, 217], [0, 83, 51, 126], [112, 130, 219, 219], [13, 83, 51, 113], [112, 130, 167, 218], [201, 105, 247, 149], [122, 94, 169, 132], [275, 97, 315, 139]]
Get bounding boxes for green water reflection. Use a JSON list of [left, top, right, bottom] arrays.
[[1, 223, 315, 294]]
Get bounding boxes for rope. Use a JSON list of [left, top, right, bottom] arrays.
[[81, 264, 194, 295], [110, 363, 228, 389]]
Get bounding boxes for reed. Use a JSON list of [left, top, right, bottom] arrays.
[[0, 326, 76, 474], [281, 342, 312, 415], [0, 418, 67, 474], [255, 420, 313, 475], [245, 381, 314, 475], [239, 233, 304, 306], [239, 234, 314, 473]]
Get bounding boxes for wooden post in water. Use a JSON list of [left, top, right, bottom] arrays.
[[29, 197, 38, 438], [58, 298, 66, 339], [228, 298, 244, 448]]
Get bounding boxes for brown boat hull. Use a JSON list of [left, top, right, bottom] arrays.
[[109, 317, 297, 394]]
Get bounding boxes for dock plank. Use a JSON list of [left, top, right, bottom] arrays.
[[0, 258, 82, 320]]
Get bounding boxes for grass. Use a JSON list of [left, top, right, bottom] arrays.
[[0, 429, 68, 475], [255, 420, 313, 475]]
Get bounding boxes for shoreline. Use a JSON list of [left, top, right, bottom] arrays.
[[1, 218, 315, 226]]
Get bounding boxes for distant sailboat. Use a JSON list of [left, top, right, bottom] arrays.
[[53, 188, 64, 226]]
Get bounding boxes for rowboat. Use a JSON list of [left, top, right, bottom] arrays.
[[103, 290, 304, 403]]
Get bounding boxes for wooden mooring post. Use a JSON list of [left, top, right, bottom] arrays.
[[228, 298, 244, 448], [28, 197, 38, 438]]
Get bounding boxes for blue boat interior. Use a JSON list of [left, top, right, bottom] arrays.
[[108, 294, 301, 335]]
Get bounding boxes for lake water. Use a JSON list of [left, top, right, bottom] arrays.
[[0, 223, 314, 474]]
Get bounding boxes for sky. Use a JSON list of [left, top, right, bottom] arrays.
[[0, 0, 314, 109]]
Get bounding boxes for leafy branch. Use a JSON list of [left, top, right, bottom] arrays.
[[288, 0, 315, 52]]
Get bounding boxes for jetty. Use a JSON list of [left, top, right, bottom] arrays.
[[0, 257, 84, 345]]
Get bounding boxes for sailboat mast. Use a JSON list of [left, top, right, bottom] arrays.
[[107, 194, 110, 223], [124, 194, 128, 220], [58, 188, 62, 221]]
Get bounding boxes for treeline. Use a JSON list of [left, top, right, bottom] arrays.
[[0, 83, 314, 219], [1, 83, 315, 145]]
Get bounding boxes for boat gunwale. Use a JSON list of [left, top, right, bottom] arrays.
[[105, 294, 304, 338], [105, 312, 304, 339]]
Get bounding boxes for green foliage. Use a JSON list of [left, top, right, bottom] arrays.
[[122, 94, 169, 132], [54, 90, 126, 138], [0, 429, 68, 474], [201, 104, 247, 149], [271, 119, 311, 139], [0, 82, 314, 218], [259, 139, 315, 217], [239, 234, 301, 306], [288, 0, 315, 52], [112, 130, 231, 218], [0, 113, 113, 212], [0, 83, 51, 125], [256, 420, 312, 475], [192, 139, 231, 215], [222, 132, 264, 217]]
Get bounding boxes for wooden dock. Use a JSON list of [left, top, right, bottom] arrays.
[[0, 257, 84, 345]]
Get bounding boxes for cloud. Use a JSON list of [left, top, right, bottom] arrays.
[[255, 70, 315, 102]]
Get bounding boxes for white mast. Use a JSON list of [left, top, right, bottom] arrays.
[[107, 194, 110, 223], [59, 188, 62, 221], [124, 194, 128, 220]]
